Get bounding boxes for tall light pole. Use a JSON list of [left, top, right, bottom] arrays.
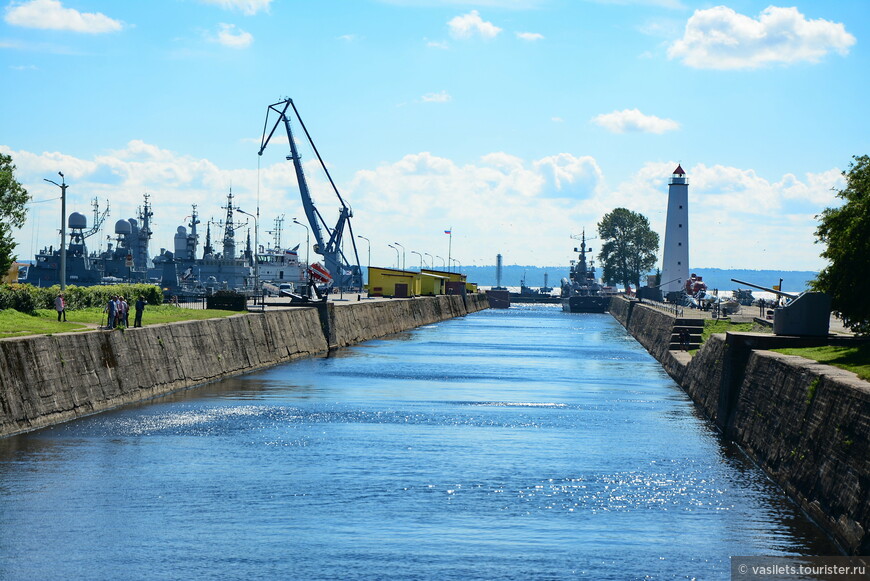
[[237, 208, 259, 302], [44, 172, 67, 291], [393, 242, 405, 271], [411, 251, 423, 271], [357, 235, 370, 282], [451, 258, 462, 272], [292, 218, 310, 281], [424, 253, 433, 269], [387, 244, 400, 269], [436, 255, 445, 269]]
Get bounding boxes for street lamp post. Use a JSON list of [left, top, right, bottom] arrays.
[[292, 218, 310, 284], [387, 244, 400, 269], [357, 235, 371, 297], [451, 258, 462, 273], [237, 208, 260, 307], [436, 255, 445, 269], [44, 172, 68, 291], [357, 235, 370, 275], [393, 242, 405, 271], [411, 251, 423, 271], [424, 253, 433, 269]]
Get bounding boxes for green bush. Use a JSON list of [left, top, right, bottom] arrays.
[[0, 283, 163, 313]]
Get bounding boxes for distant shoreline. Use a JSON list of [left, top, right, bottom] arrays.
[[460, 265, 818, 291]]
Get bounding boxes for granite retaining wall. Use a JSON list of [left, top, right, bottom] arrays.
[[610, 295, 869, 555], [0, 293, 488, 438]]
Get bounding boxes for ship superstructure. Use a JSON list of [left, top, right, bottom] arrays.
[[25, 198, 109, 286], [560, 231, 610, 313], [153, 192, 256, 294]]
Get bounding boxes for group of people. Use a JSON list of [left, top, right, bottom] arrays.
[[51, 292, 149, 329], [104, 295, 147, 329]]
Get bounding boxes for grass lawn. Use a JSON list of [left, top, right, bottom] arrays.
[[772, 344, 870, 382], [0, 305, 241, 339], [686, 319, 773, 355], [700, 319, 772, 343]]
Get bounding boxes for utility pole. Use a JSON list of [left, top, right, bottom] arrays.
[[44, 172, 67, 291]]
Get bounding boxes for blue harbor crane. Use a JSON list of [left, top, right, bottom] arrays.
[[258, 98, 362, 291]]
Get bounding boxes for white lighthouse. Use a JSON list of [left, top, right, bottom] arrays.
[[660, 164, 689, 295]]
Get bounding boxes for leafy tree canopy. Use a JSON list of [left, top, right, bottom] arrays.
[[0, 153, 31, 275], [812, 155, 870, 335], [597, 207, 659, 289]]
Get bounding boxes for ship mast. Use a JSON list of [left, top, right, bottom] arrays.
[[136, 193, 153, 270], [267, 214, 285, 250], [221, 190, 236, 259]]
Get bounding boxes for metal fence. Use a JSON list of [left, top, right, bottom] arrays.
[[638, 297, 684, 318], [164, 295, 208, 309]]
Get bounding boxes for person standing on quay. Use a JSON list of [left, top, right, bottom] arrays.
[[120, 296, 129, 328], [134, 295, 146, 327], [104, 295, 117, 329], [54, 293, 66, 322]]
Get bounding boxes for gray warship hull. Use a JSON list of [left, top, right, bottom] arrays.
[[561, 295, 610, 313]]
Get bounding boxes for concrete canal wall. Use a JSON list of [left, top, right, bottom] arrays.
[[0, 293, 488, 439], [610, 296, 870, 555]]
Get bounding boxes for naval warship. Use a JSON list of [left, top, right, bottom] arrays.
[[24, 197, 153, 286], [560, 231, 610, 313]]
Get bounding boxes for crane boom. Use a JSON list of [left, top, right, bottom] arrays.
[[258, 98, 362, 290]]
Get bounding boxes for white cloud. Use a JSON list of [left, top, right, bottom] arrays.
[[592, 109, 680, 134], [448, 10, 502, 40], [2, 142, 843, 271], [516, 32, 544, 41], [347, 151, 602, 265], [668, 6, 856, 70], [215, 23, 253, 48], [198, 0, 272, 16], [604, 161, 843, 269], [380, 0, 545, 8], [421, 90, 452, 103], [3, 141, 312, 261], [593, 0, 685, 8], [426, 39, 449, 49], [4, 0, 122, 34]]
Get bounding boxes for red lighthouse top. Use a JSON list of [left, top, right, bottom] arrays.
[[673, 164, 685, 176]]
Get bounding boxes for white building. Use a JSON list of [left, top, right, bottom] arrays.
[[660, 164, 689, 294]]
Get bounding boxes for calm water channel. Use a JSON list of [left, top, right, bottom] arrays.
[[0, 305, 837, 580]]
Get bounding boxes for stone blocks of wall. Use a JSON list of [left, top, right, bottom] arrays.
[[0, 294, 490, 439], [331, 295, 473, 348], [731, 352, 870, 555], [610, 296, 869, 555]]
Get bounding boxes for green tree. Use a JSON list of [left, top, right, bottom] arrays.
[[597, 208, 659, 290], [0, 154, 30, 275], [812, 155, 870, 335]]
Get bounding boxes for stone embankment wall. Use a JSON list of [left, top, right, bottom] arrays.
[[0, 294, 488, 439], [610, 296, 869, 556]]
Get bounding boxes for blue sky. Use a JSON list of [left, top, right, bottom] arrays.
[[2, 0, 867, 273]]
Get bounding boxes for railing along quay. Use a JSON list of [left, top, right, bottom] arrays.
[[637, 297, 684, 318]]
